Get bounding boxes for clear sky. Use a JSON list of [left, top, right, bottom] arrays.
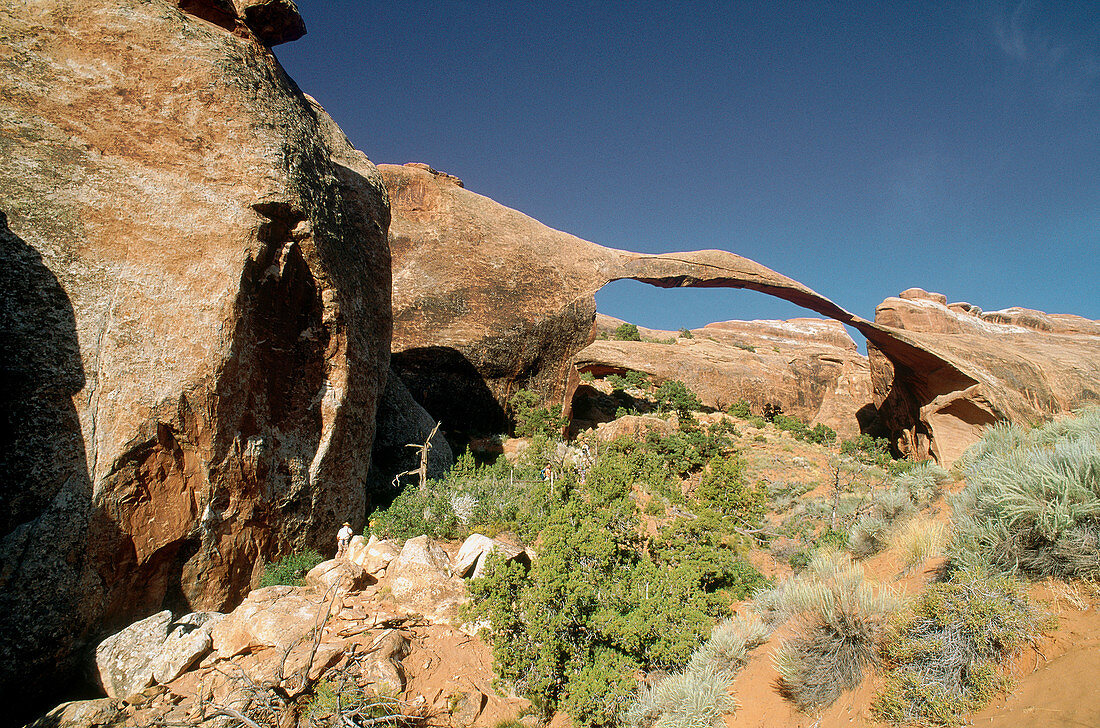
[[276, 1, 1099, 337]]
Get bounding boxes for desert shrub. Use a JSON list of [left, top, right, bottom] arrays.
[[619, 665, 736, 728], [678, 327, 694, 339], [727, 399, 752, 418], [580, 371, 596, 382], [762, 551, 894, 711], [840, 434, 892, 466], [747, 415, 767, 430], [644, 427, 731, 478], [614, 323, 642, 341], [687, 612, 770, 677], [259, 548, 324, 587], [467, 441, 762, 727], [894, 462, 951, 507], [655, 380, 703, 419], [695, 455, 766, 529], [768, 480, 816, 514], [510, 389, 567, 439], [372, 450, 560, 542], [621, 614, 768, 728], [951, 408, 1100, 578], [771, 414, 835, 444], [371, 483, 462, 541], [848, 465, 942, 558], [849, 515, 891, 558], [872, 571, 1052, 725], [804, 423, 837, 445], [762, 403, 783, 422], [891, 518, 948, 572]]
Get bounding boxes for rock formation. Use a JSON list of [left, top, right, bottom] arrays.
[[867, 289, 1100, 464], [573, 315, 873, 439], [381, 162, 861, 440], [0, 0, 390, 714], [382, 165, 1100, 466]]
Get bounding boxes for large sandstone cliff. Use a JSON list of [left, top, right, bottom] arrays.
[[0, 0, 390, 714]]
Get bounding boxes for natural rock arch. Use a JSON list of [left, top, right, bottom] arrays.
[[383, 162, 1099, 466]]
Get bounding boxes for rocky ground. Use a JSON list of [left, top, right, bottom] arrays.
[[35, 535, 533, 728], [30, 411, 1100, 728]]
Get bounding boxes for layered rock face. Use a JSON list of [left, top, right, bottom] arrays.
[[381, 162, 857, 440], [0, 0, 390, 713], [574, 315, 873, 439], [867, 289, 1100, 464]]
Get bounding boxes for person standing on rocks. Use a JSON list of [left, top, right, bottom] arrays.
[[336, 521, 353, 558]]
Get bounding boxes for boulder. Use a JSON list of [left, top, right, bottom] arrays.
[[454, 534, 528, 579], [93, 610, 223, 698], [306, 559, 372, 594], [368, 370, 454, 492], [95, 611, 173, 699], [0, 0, 390, 713], [233, 0, 307, 45], [29, 698, 122, 728], [592, 415, 676, 442], [211, 587, 328, 658], [387, 536, 467, 622], [358, 536, 402, 576], [360, 629, 410, 694], [150, 627, 213, 686]]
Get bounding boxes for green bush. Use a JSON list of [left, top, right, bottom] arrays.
[[509, 389, 567, 439], [678, 327, 694, 339], [372, 450, 561, 543], [655, 380, 703, 419], [695, 455, 766, 530], [727, 399, 752, 418], [613, 322, 642, 341], [840, 434, 892, 465], [467, 440, 764, 727], [951, 408, 1100, 578], [872, 571, 1051, 726], [259, 548, 324, 587]]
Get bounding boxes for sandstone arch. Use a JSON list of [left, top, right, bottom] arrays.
[[383, 162, 1100, 466]]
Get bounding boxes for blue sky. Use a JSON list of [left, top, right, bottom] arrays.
[[277, 1, 1099, 335]]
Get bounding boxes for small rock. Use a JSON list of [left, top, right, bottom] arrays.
[[306, 558, 372, 594], [454, 533, 528, 578]]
